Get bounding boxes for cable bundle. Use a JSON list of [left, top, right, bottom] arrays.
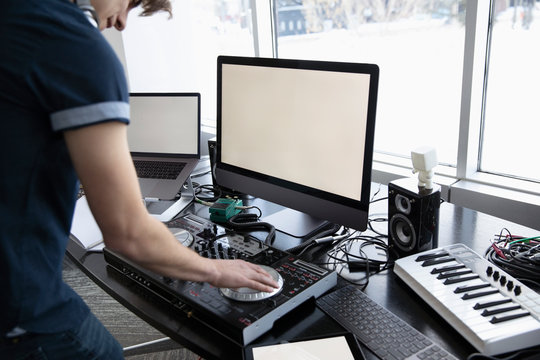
[[485, 228, 540, 290]]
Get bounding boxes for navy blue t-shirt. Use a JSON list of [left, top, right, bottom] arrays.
[[0, 0, 129, 334]]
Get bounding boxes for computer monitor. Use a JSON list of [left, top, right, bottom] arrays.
[[215, 56, 379, 236]]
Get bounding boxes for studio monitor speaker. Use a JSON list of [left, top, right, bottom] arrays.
[[388, 177, 440, 258]]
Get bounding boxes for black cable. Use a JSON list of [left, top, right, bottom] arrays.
[[286, 222, 342, 255], [484, 229, 540, 290], [194, 183, 222, 202], [320, 233, 392, 290], [226, 213, 276, 244]]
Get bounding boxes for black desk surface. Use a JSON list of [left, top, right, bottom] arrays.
[[66, 187, 539, 360]]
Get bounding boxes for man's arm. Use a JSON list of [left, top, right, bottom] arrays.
[[64, 121, 277, 291]]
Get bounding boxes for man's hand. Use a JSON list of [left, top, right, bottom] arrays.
[[208, 259, 280, 292]]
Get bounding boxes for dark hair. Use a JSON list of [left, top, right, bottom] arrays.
[[132, 0, 172, 18]]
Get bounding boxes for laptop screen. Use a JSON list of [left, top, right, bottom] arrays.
[[128, 93, 200, 156]]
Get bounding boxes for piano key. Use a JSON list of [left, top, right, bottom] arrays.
[[473, 298, 512, 310], [462, 289, 499, 300], [490, 312, 531, 324], [469, 311, 536, 335], [415, 251, 449, 262], [481, 305, 522, 317], [444, 274, 480, 285], [454, 283, 491, 294], [452, 294, 512, 321], [430, 264, 466, 274], [437, 269, 473, 279], [422, 257, 455, 267]]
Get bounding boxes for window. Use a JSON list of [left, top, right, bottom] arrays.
[[122, 0, 255, 125], [119, 0, 540, 192], [480, 0, 540, 182], [274, 1, 466, 168]]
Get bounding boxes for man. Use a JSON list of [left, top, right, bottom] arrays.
[[0, 0, 278, 359]]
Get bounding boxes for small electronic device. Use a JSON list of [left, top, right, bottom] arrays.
[[243, 332, 365, 360], [209, 198, 242, 222], [215, 56, 379, 236]]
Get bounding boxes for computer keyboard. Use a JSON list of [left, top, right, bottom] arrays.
[[133, 160, 185, 179], [316, 285, 458, 360]]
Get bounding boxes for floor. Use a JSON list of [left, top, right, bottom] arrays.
[[62, 256, 203, 360]]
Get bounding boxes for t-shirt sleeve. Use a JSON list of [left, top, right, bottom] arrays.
[[29, 25, 130, 131]]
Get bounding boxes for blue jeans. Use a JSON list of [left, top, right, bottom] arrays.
[[0, 312, 123, 360]]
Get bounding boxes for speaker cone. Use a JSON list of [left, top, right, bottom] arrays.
[[395, 194, 412, 215], [389, 213, 416, 251]]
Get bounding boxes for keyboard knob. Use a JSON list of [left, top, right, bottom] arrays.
[[486, 266, 493, 276], [514, 285, 522, 295], [500, 275, 507, 286], [506, 281, 514, 291], [493, 271, 500, 281]]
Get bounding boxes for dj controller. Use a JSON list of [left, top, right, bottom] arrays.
[[103, 213, 337, 345]]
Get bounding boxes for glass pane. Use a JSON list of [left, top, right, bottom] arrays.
[[122, 1, 255, 125], [481, 1, 540, 182], [275, 0, 466, 167]]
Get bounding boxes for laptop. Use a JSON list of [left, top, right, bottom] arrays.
[[128, 93, 201, 201]]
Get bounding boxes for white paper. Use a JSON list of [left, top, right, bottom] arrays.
[[70, 196, 104, 251], [252, 336, 355, 360]]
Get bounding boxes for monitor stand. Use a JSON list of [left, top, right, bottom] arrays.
[[261, 208, 329, 239], [146, 178, 195, 222]]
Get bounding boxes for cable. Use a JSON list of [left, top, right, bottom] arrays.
[[321, 232, 392, 290], [226, 212, 276, 244], [285, 223, 342, 255], [484, 228, 540, 290], [194, 183, 221, 203]]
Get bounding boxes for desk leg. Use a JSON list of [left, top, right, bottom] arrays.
[[123, 337, 180, 356]]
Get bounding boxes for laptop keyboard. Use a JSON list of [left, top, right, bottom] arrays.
[[133, 160, 185, 180]]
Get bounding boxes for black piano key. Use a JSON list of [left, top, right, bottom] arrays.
[[461, 289, 499, 300], [490, 312, 530, 324], [454, 283, 490, 294], [481, 305, 521, 317], [443, 274, 479, 285], [415, 251, 449, 262], [422, 257, 456, 267], [437, 269, 473, 279], [473, 298, 512, 310], [430, 264, 466, 274]]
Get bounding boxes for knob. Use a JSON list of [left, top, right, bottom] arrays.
[[199, 227, 214, 240], [506, 281, 514, 291], [493, 271, 500, 281], [499, 275, 507, 286]]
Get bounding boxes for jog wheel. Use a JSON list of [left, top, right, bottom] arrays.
[[220, 265, 283, 302], [169, 228, 194, 247]]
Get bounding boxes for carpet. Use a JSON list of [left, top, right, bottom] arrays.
[[62, 256, 202, 360]]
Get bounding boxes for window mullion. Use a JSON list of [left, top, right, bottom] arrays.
[[457, 0, 491, 179], [250, 0, 275, 57]]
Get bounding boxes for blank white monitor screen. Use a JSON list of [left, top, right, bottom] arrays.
[[216, 56, 379, 232], [221, 64, 370, 201], [128, 93, 199, 156]]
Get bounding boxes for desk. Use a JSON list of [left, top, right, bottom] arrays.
[[66, 188, 538, 360]]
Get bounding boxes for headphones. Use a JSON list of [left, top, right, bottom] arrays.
[[226, 213, 276, 245], [75, 0, 100, 28]]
